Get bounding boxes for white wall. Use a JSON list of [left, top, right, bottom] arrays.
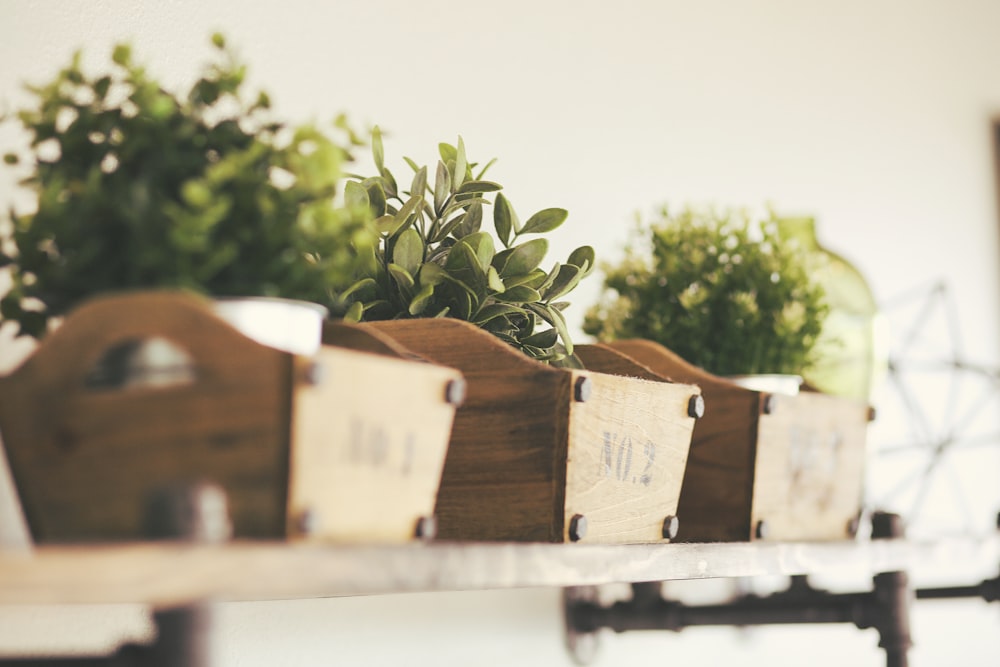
[[2, 1, 1000, 665]]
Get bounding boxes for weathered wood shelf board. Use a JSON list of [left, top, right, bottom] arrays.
[[1, 536, 996, 606]]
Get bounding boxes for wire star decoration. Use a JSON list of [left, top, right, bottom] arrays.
[[864, 280, 1000, 538]]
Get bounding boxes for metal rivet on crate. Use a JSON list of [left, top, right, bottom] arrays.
[[414, 515, 438, 541], [144, 481, 232, 543], [445, 378, 467, 406], [870, 511, 905, 540], [754, 519, 769, 540], [847, 515, 861, 538], [569, 513, 588, 542], [761, 393, 777, 415], [661, 515, 680, 540], [296, 508, 319, 536], [574, 376, 592, 403], [687, 394, 705, 419], [304, 361, 325, 386]]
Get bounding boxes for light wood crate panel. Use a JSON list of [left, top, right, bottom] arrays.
[[605, 338, 871, 542], [751, 390, 870, 541], [338, 320, 698, 544], [565, 364, 698, 544], [288, 345, 459, 543]]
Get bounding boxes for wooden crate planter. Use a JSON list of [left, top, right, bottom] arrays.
[[0, 292, 461, 544], [325, 319, 700, 544], [601, 339, 872, 542]]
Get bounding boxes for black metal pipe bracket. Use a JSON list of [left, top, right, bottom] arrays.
[[1, 481, 230, 667], [564, 511, 915, 667]]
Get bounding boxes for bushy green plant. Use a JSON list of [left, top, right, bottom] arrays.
[[583, 204, 829, 376], [333, 128, 595, 365], [0, 33, 373, 338]]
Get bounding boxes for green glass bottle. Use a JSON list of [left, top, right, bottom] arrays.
[[775, 216, 885, 401]]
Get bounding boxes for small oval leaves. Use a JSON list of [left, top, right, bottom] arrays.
[[374, 214, 399, 235], [430, 213, 468, 244], [438, 141, 457, 164], [546, 304, 573, 355], [389, 194, 423, 237], [387, 263, 415, 294], [418, 261, 447, 286], [568, 245, 596, 273], [364, 180, 388, 217], [446, 241, 486, 292], [521, 328, 559, 349], [440, 195, 487, 220], [444, 240, 472, 271], [503, 267, 548, 290], [454, 200, 483, 238], [473, 303, 525, 325], [520, 208, 568, 235], [344, 301, 364, 322], [434, 160, 450, 214], [451, 285, 473, 320], [463, 231, 496, 270], [457, 180, 503, 195], [453, 136, 467, 192], [410, 165, 428, 200], [345, 133, 583, 366], [372, 126, 386, 174], [487, 265, 505, 292], [340, 277, 378, 303], [393, 228, 424, 276], [496, 285, 541, 303], [493, 206, 512, 248], [380, 165, 398, 199], [409, 283, 435, 316], [344, 180, 370, 210], [543, 264, 582, 302], [494, 192, 518, 245], [500, 238, 548, 277]]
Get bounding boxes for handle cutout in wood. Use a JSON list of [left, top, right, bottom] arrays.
[[84, 336, 196, 390]]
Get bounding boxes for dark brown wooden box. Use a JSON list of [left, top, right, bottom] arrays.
[[326, 319, 701, 544], [604, 339, 871, 542], [0, 292, 460, 544]]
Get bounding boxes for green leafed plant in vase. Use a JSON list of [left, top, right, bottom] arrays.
[[0, 33, 374, 351], [331, 127, 595, 366], [317, 136, 709, 545], [580, 205, 877, 545], [0, 36, 479, 547], [583, 203, 830, 392]]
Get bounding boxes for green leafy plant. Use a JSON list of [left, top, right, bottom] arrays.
[[0, 33, 373, 338], [333, 128, 595, 365], [583, 204, 829, 376]]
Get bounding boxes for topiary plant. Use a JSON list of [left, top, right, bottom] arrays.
[[583, 204, 829, 377], [0, 33, 374, 339], [333, 127, 595, 366]]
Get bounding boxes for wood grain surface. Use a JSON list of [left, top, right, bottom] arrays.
[[0, 291, 293, 542], [571, 345, 699, 543], [603, 339, 870, 542], [364, 319, 571, 542], [287, 345, 461, 543], [605, 339, 762, 541]]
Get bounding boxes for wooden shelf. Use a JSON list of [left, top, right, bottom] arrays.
[[1, 535, 996, 607]]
